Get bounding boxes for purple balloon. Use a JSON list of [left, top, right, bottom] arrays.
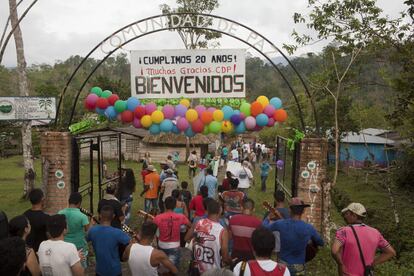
[[176, 117, 189, 131], [162, 104, 175, 119], [263, 105, 276, 117], [245, 116, 256, 130], [276, 160, 284, 169], [86, 93, 99, 106], [230, 114, 242, 125], [267, 117, 275, 127], [195, 105, 206, 117], [175, 104, 188, 117], [145, 102, 157, 114], [133, 117, 142, 128], [207, 107, 216, 113]]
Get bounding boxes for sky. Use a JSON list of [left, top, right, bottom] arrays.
[[0, 0, 409, 67]]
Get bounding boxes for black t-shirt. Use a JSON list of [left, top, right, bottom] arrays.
[[23, 209, 49, 252], [97, 199, 124, 229], [180, 190, 192, 209]]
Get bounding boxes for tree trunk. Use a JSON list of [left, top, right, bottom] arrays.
[[9, 0, 35, 198], [332, 96, 339, 187]]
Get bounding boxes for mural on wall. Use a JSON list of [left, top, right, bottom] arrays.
[[301, 160, 321, 224]]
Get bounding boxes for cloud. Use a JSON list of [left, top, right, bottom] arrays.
[[0, 0, 408, 67]]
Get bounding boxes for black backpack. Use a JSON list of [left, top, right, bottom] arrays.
[[0, 211, 9, 240]]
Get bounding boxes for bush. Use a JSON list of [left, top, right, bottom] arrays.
[[393, 146, 414, 189]]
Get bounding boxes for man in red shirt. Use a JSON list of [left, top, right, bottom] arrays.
[[221, 178, 245, 217], [229, 198, 262, 262], [154, 196, 191, 270], [189, 185, 209, 219]]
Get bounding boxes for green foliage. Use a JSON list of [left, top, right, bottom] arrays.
[[160, 0, 221, 49], [392, 146, 414, 189]]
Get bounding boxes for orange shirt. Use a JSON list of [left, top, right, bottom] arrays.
[[144, 172, 160, 199]]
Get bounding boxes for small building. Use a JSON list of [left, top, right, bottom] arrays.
[[339, 129, 397, 167]]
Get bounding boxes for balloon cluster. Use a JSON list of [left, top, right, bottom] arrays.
[[84, 87, 288, 137]]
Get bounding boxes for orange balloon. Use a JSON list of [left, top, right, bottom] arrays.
[[200, 111, 213, 124], [273, 109, 287, 122], [251, 101, 264, 117]]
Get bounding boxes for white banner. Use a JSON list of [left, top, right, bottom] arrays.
[[130, 49, 246, 99], [0, 97, 56, 121]]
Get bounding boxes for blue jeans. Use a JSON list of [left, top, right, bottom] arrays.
[[261, 175, 268, 191], [144, 198, 158, 213], [160, 247, 181, 268]]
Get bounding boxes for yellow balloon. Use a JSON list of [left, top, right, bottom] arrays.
[[257, 95, 270, 108], [141, 115, 152, 128], [151, 110, 164, 124], [180, 99, 190, 108], [213, 110, 224, 122], [221, 121, 233, 133], [185, 109, 198, 122]]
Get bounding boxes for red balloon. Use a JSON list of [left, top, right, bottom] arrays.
[[96, 98, 109, 109], [191, 119, 204, 133], [273, 109, 288, 122], [134, 106, 146, 119], [108, 94, 119, 106], [251, 101, 264, 117], [84, 100, 95, 110], [200, 111, 213, 124], [121, 110, 134, 123]]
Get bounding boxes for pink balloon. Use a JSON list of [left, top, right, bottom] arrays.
[[195, 105, 206, 117], [162, 104, 175, 119], [133, 117, 142, 128], [86, 94, 99, 108], [239, 113, 246, 120], [207, 107, 216, 113], [267, 117, 275, 127], [177, 117, 189, 131], [245, 116, 256, 130], [264, 105, 276, 117], [145, 102, 157, 114]]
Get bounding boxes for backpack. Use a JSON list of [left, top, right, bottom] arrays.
[[238, 168, 248, 180], [0, 211, 9, 240]]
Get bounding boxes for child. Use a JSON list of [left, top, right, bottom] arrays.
[[180, 181, 192, 212], [260, 161, 272, 192]]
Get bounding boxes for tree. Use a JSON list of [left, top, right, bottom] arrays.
[[9, 0, 35, 198], [160, 0, 221, 49]]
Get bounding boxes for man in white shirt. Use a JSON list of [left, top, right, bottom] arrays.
[[231, 148, 239, 162], [123, 221, 178, 276], [236, 161, 254, 196], [233, 227, 290, 276], [161, 169, 179, 202], [38, 214, 84, 276]]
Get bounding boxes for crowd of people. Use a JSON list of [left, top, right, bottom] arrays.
[[0, 144, 397, 276]]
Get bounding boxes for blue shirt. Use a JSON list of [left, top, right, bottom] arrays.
[[87, 225, 131, 276], [260, 163, 271, 176], [200, 174, 218, 198], [262, 218, 324, 264]]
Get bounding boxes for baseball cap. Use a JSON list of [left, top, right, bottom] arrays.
[[166, 168, 174, 174], [341, 202, 367, 217], [289, 197, 310, 208], [147, 165, 156, 172]]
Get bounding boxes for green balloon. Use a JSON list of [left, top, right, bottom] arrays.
[[90, 86, 102, 96], [101, 90, 112, 98], [209, 121, 221, 134], [203, 125, 209, 135], [114, 100, 127, 113], [240, 102, 251, 116]]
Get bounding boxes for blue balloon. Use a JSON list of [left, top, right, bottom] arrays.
[[256, 113, 269, 127], [235, 121, 246, 133], [160, 119, 173, 132], [185, 127, 196, 137], [95, 107, 105, 115], [233, 110, 240, 116], [270, 97, 282, 109], [104, 106, 117, 120], [127, 97, 140, 111], [171, 124, 180, 134], [222, 105, 234, 120], [149, 124, 161, 135]]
